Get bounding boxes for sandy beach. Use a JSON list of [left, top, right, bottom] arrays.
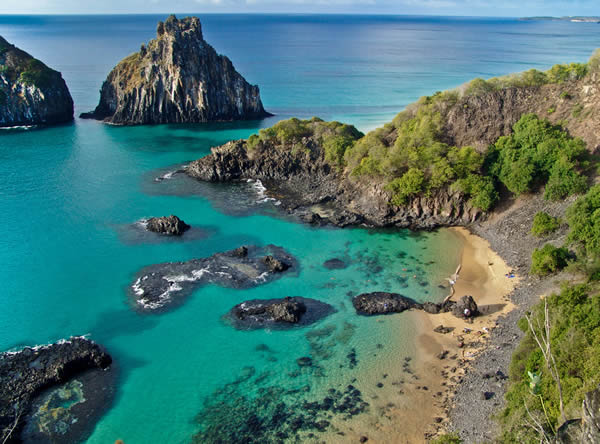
[[320, 227, 517, 443]]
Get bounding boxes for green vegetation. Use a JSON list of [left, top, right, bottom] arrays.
[[530, 244, 569, 276], [500, 284, 600, 442], [571, 103, 584, 118], [430, 433, 462, 444], [488, 114, 588, 200], [531, 212, 561, 237], [501, 183, 600, 442], [18, 58, 57, 89], [247, 117, 363, 168], [566, 185, 600, 260], [344, 92, 498, 210], [463, 61, 588, 97]]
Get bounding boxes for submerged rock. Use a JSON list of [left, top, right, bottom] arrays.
[[323, 258, 348, 270], [82, 15, 269, 125], [0, 36, 73, 127], [145, 215, 190, 236], [352, 292, 419, 315], [130, 245, 296, 312], [227, 297, 335, 330], [0, 337, 112, 444]]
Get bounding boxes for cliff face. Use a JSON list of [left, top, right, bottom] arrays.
[[187, 136, 480, 229], [0, 36, 73, 127], [83, 15, 269, 125]]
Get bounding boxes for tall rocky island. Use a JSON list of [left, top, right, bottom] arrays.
[[0, 36, 73, 127], [82, 15, 269, 125]]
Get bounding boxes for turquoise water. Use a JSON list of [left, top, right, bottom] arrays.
[[1, 14, 600, 443]]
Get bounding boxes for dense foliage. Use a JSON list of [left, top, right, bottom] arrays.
[[531, 212, 561, 237], [487, 114, 588, 200], [500, 284, 600, 442], [247, 117, 363, 167], [343, 92, 498, 210], [566, 185, 600, 260], [18, 58, 57, 89], [530, 244, 569, 276]]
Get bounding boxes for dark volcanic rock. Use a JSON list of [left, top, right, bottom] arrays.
[[0, 337, 112, 444], [0, 36, 73, 127], [145, 215, 190, 236], [323, 258, 348, 270], [556, 384, 600, 444], [352, 292, 419, 315], [130, 245, 296, 312], [451, 295, 479, 318], [227, 297, 335, 330], [82, 15, 269, 125], [185, 122, 481, 230]]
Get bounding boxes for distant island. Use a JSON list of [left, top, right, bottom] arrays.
[[521, 16, 600, 23]]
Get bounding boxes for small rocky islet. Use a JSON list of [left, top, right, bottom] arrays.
[[0, 36, 73, 127], [81, 15, 270, 125], [130, 245, 297, 312], [144, 215, 190, 236], [226, 296, 336, 330], [0, 337, 113, 444]]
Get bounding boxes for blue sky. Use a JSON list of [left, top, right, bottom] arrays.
[[1, 0, 598, 16]]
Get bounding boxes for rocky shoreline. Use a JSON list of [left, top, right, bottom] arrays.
[[0, 337, 113, 444], [445, 193, 577, 442]]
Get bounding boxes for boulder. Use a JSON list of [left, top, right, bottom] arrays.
[[451, 295, 479, 318], [352, 292, 418, 315], [145, 215, 190, 236], [227, 297, 335, 330], [323, 258, 348, 270]]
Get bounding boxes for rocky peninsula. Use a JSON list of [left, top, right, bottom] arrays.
[[131, 245, 296, 312], [82, 15, 269, 125], [0, 337, 112, 443], [0, 36, 73, 127]]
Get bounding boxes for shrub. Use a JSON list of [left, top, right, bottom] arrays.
[[531, 212, 561, 237], [500, 284, 600, 442], [530, 244, 569, 276], [386, 168, 425, 206], [454, 174, 498, 211], [489, 114, 587, 199], [566, 185, 600, 258], [572, 103, 584, 118], [431, 433, 462, 444]]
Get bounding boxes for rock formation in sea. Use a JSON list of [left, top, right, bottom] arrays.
[[352, 292, 478, 317], [81, 15, 269, 125], [226, 296, 336, 329], [130, 245, 297, 312], [0, 337, 112, 444], [0, 36, 73, 127], [145, 215, 190, 236]]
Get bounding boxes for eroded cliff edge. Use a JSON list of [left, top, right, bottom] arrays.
[[0, 36, 73, 127], [186, 52, 600, 230], [82, 15, 269, 125]]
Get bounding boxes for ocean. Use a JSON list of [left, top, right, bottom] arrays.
[[0, 14, 599, 443]]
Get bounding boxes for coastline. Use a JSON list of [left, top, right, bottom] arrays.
[[318, 227, 517, 443]]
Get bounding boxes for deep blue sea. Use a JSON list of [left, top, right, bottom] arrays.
[[0, 14, 599, 444]]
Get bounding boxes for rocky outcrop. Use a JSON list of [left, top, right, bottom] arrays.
[[352, 292, 419, 315], [82, 15, 269, 125], [0, 337, 112, 443], [555, 384, 600, 444], [353, 292, 478, 318], [226, 296, 335, 329], [145, 215, 190, 236], [131, 245, 296, 312], [0, 36, 73, 127], [186, 132, 480, 229]]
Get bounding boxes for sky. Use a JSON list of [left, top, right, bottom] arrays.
[[0, 0, 598, 16]]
